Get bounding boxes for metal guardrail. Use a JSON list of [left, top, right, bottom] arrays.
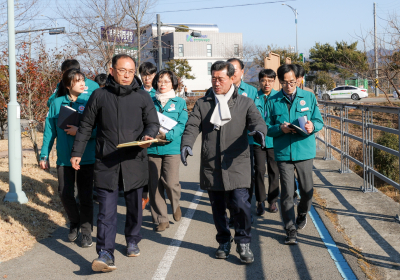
[[315, 101, 400, 221], [186, 92, 206, 97]]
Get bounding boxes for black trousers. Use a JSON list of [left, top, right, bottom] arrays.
[[277, 159, 314, 230], [57, 164, 94, 234], [247, 145, 255, 204], [208, 188, 251, 244], [253, 146, 280, 204], [96, 179, 143, 259]]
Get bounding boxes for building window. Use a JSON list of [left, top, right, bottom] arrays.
[[178, 44, 184, 57], [234, 44, 239, 56], [207, 44, 212, 57], [208, 62, 212, 75]]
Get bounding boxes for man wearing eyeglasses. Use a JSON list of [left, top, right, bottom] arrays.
[[265, 64, 323, 245], [70, 54, 160, 272]]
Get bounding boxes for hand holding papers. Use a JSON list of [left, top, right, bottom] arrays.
[[288, 116, 311, 136]]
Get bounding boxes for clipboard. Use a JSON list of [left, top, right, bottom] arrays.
[[288, 116, 310, 136], [117, 138, 169, 148]]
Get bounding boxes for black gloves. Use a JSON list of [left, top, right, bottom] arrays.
[[181, 146, 193, 166], [249, 131, 266, 149]]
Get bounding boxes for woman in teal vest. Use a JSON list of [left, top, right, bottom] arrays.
[[148, 70, 188, 232], [40, 69, 96, 248]]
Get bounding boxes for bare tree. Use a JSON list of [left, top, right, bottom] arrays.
[[351, 12, 400, 104], [57, 0, 133, 73], [120, 0, 158, 71]]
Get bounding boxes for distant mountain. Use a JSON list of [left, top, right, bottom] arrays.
[[366, 48, 393, 63]]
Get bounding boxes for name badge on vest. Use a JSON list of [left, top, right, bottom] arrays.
[[168, 103, 176, 112], [301, 107, 309, 112]]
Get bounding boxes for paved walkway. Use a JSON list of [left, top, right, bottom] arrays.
[[1, 140, 399, 279]]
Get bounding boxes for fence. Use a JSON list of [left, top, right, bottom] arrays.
[[345, 79, 369, 92], [316, 101, 400, 221]]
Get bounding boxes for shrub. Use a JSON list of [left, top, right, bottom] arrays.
[[374, 132, 399, 184]]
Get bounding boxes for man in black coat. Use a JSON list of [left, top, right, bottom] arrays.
[[70, 54, 159, 272], [180, 61, 268, 264]]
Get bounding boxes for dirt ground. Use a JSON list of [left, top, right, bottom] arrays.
[[0, 133, 66, 262]]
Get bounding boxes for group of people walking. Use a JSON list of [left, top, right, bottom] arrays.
[[39, 53, 323, 273]]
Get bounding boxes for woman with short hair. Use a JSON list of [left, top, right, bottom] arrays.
[[147, 70, 188, 232], [40, 69, 96, 248]]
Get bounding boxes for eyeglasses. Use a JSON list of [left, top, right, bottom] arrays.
[[260, 79, 275, 84], [157, 80, 172, 85], [212, 78, 227, 84], [280, 81, 297, 87], [114, 68, 135, 76]]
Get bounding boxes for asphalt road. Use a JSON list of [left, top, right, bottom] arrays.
[[321, 96, 400, 104], [0, 138, 352, 280]]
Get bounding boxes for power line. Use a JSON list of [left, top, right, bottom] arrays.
[[153, 0, 296, 13]]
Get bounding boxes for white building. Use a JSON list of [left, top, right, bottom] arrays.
[[141, 23, 243, 92]]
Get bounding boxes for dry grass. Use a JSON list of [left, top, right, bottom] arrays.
[[320, 103, 400, 203], [0, 133, 66, 262]]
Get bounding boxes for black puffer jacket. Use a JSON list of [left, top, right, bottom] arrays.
[[71, 75, 160, 191]]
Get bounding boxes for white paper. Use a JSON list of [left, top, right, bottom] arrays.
[[157, 112, 178, 134], [298, 115, 307, 131]]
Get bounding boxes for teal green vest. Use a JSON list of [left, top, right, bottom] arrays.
[[41, 94, 96, 166], [253, 89, 278, 148], [147, 96, 188, 155], [266, 88, 324, 161]]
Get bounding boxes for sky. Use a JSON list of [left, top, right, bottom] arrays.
[[29, 0, 400, 57]]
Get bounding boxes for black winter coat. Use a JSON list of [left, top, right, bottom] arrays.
[[181, 86, 268, 191], [71, 75, 160, 191]]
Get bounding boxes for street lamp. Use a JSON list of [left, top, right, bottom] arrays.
[[282, 3, 298, 54], [4, 0, 28, 203], [41, 15, 58, 49], [156, 14, 202, 71]]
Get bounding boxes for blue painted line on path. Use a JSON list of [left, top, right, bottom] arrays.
[[295, 177, 357, 279], [309, 206, 358, 280]]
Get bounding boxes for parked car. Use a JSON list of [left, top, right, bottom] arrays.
[[323, 86, 368, 100]]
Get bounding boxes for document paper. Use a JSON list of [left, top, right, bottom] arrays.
[[157, 112, 178, 134]]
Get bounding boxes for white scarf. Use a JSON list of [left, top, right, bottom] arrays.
[[155, 89, 176, 107], [210, 84, 235, 130]]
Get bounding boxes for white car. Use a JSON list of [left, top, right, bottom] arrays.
[[324, 86, 368, 100]]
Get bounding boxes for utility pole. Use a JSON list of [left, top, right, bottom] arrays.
[[157, 14, 162, 71], [4, 0, 28, 204], [374, 2, 379, 97]]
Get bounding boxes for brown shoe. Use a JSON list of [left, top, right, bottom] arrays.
[[142, 198, 149, 210], [269, 202, 278, 213], [173, 206, 182, 221], [155, 222, 170, 232]]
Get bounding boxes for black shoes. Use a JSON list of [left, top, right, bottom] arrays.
[[92, 250, 117, 272], [68, 226, 80, 242], [215, 240, 232, 259], [256, 201, 266, 216], [236, 243, 254, 263], [296, 213, 307, 230], [127, 242, 140, 257], [285, 229, 298, 245], [81, 234, 93, 248]]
